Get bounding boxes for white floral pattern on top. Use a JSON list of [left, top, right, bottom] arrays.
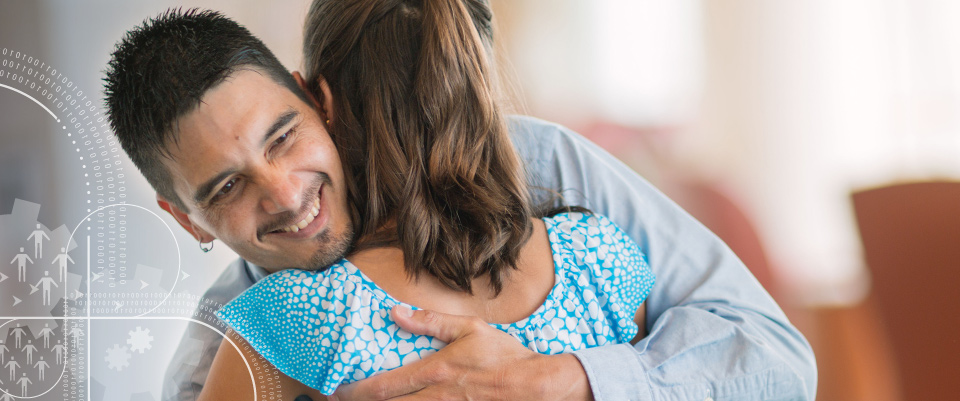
[[216, 212, 655, 395]]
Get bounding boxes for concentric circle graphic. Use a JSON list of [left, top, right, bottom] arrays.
[[0, 49, 268, 400]]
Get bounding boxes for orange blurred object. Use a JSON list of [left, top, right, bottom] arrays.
[[852, 181, 960, 401]]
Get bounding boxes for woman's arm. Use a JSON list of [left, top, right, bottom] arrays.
[[631, 303, 647, 345], [198, 330, 326, 401]]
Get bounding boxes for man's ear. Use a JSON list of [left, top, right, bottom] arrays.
[[292, 71, 335, 123], [156, 193, 214, 242]]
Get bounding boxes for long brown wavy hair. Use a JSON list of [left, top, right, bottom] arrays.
[[303, 0, 532, 295]]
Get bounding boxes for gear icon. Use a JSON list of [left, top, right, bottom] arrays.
[[126, 326, 154, 354], [105, 344, 131, 371]]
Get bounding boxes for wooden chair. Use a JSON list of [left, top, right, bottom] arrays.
[[852, 181, 960, 401]]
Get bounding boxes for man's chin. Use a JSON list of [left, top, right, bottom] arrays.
[[311, 229, 353, 270], [283, 225, 354, 272], [242, 224, 354, 273]]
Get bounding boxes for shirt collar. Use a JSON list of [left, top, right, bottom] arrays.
[[244, 260, 270, 283]]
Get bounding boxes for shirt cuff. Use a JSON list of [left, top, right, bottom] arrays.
[[572, 343, 652, 401]]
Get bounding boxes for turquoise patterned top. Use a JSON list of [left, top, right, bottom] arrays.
[[216, 212, 656, 395]]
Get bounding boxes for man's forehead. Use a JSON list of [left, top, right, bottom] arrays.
[[169, 70, 303, 151], [162, 72, 285, 186], [162, 69, 321, 206], [189, 71, 285, 129]]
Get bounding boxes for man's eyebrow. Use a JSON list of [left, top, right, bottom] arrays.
[[193, 170, 237, 205], [192, 109, 300, 205], [261, 109, 300, 147]]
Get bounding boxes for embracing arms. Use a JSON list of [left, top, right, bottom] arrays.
[[331, 117, 816, 400], [164, 117, 815, 401]]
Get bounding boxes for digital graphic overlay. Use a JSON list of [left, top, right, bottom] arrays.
[[0, 48, 283, 401]]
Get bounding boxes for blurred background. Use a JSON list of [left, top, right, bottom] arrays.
[[1, 0, 958, 400]]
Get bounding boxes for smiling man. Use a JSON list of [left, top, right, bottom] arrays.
[[105, 8, 815, 401], [105, 16, 353, 274], [155, 68, 352, 272]]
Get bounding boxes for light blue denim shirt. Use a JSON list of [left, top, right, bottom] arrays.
[[162, 115, 816, 401]]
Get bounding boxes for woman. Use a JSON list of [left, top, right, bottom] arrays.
[[202, 0, 654, 398]]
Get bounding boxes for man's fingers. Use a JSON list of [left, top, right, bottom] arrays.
[[332, 364, 425, 401], [390, 306, 482, 343], [333, 308, 489, 400]]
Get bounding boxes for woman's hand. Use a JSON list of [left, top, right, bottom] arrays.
[[330, 307, 594, 401]]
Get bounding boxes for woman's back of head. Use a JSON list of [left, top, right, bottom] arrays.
[[303, 0, 531, 295]]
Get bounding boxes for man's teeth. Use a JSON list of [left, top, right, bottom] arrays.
[[281, 198, 321, 233]]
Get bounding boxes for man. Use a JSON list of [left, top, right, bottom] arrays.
[[104, 9, 815, 401]]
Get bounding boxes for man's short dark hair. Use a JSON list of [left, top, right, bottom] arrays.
[[103, 8, 309, 211]]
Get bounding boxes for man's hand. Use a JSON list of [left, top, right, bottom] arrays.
[[330, 306, 593, 401]]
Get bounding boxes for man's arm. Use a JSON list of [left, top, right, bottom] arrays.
[[536, 118, 816, 400], [333, 116, 815, 400], [331, 306, 593, 401]]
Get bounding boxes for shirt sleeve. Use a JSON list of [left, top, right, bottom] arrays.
[[215, 269, 331, 393], [509, 116, 816, 401], [214, 267, 416, 396], [555, 212, 656, 345]]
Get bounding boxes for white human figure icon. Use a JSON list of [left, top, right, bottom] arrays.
[[35, 271, 58, 306], [68, 327, 84, 340], [37, 324, 54, 349], [33, 357, 48, 381], [51, 248, 73, 283], [0, 391, 11, 401], [9, 325, 25, 349], [4, 357, 18, 381], [16, 373, 30, 396], [52, 341, 65, 365], [0, 341, 7, 364], [27, 224, 49, 259], [21, 341, 37, 365], [10, 248, 33, 283]]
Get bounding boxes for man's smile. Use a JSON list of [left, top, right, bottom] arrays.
[[263, 184, 329, 240], [278, 195, 321, 233], [155, 68, 352, 271]]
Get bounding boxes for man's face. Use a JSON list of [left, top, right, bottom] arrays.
[[163, 68, 352, 272]]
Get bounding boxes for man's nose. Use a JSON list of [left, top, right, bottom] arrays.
[[259, 172, 302, 215]]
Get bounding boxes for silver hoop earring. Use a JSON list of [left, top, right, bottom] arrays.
[[199, 240, 214, 253]]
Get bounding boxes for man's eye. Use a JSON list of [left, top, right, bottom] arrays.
[[274, 131, 290, 146], [212, 178, 238, 201]]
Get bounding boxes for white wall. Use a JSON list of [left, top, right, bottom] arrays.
[[499, 0, 960, 306]]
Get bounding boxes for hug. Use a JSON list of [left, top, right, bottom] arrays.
[[103, 0, 815, 400]]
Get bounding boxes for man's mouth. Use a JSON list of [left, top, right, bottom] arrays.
[[265, 183, 327, 237], [277, 196, 321, 233]]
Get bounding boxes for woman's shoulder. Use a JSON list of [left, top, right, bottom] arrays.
[[214, 260, 384, 392], [545, 210, 655, 302], [215, 258, 441, 394], [544, 210, 648, 266], [244, 261, 355, 303], [543, 210, 623, 242], [544, 211, 656, 343], [544, 210, 645, 282]]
